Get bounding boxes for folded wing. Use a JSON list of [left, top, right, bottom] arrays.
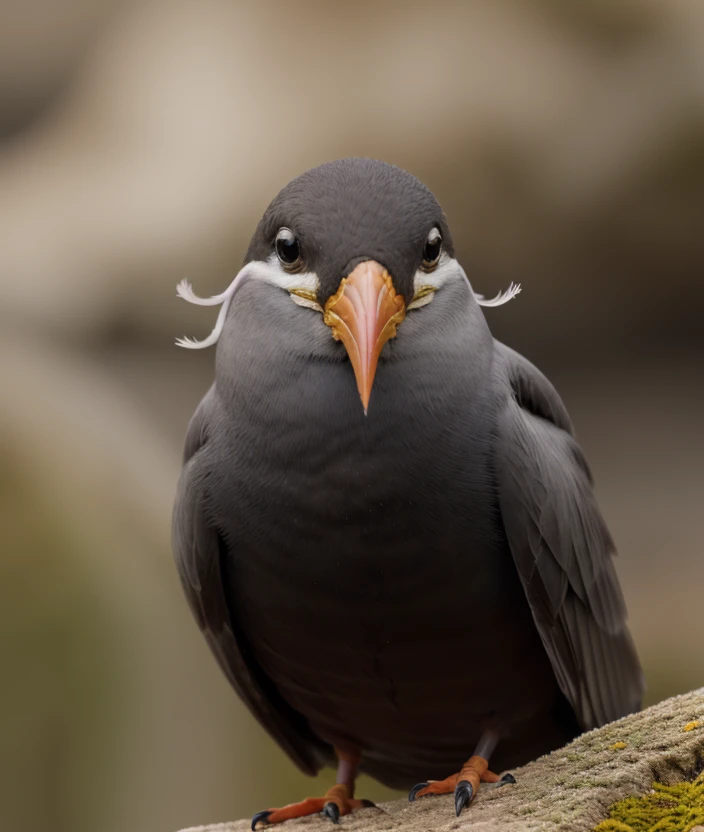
[[495, 344, 644, 728], [172, 386, 328, 773]]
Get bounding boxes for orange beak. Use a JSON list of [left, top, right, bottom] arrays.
[[323, 260, 406, 413]]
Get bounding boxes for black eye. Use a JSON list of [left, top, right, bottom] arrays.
[[422, 227, 442, 271], [276, 227, 302, 269]]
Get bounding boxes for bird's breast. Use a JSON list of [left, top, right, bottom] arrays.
[[205, 318, 561, 769], [213, 347, 505, 602]]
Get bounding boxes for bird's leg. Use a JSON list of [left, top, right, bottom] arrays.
[[408, 731, 516, 816], [251, 749, 376, 828]]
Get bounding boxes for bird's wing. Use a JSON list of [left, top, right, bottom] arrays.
[[494, 343, 644, 729], [172, 385, 328, 774]]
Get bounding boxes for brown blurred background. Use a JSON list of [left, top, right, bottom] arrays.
[[1, 1, 703, 831]]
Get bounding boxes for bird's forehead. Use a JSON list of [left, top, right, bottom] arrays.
[[247, 160, 453, 286], [275, 171, 439, 238]]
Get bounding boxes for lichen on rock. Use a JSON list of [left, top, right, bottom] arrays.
[[594, 771, 704, 832]]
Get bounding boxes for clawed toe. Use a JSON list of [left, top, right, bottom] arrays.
[[454, 780, 474, 816], [251, 788, 376, 827], [407, 755, 510, 815], [408, 782, 430, 802], [322, 802, 340, 824], [251, 810, 272, 830]]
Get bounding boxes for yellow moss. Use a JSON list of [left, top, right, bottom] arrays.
[[611, 742, 628, 750], [683, 721, 700, 732], [593, 773, 704, 832]]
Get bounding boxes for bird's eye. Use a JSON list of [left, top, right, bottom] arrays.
[[421, 227, 442, 271], [276, 227, 302, 270]]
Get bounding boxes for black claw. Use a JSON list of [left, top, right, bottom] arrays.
[[360, 799, 377, 808], [251, 810, 271, 830], [322, 802, 340, 824], [408, 782, 429, 802], [454, 780, 474, 816], [499, 772, 516, 785]]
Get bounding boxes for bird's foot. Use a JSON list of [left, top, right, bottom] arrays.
[[408, 756, 515, 816], [251, 784, 375, 828]]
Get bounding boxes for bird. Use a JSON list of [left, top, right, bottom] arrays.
[[172, 158, 644, 827]]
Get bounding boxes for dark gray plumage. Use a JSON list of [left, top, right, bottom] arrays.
[[172, 158, 643, 799]]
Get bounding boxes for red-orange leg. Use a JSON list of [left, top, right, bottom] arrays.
[[251, 750, 376, 828], [408, 735, 516, 816]]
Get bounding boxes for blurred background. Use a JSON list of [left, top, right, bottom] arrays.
[[1, 1, 703, 831]]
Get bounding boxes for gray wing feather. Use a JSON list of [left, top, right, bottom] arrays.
[[172, 385, 327, 774], [495, 343, 644, 729]]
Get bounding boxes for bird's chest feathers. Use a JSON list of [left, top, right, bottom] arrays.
[[216, 368, 516, 724], [214, 356, 500, 585]]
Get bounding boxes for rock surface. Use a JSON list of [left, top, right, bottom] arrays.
[[180, 688, 704, 832]]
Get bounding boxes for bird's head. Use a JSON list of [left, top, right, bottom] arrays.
[[177, 159, 519, 413]]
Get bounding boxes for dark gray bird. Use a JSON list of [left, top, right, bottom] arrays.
[[172, 158, 643, 826]]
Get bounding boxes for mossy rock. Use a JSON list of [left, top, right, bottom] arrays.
[[594, 770, 704, 832], [180, 689, 704, 832]]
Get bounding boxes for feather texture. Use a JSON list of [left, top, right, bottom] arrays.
[[495, 343, 644, 729], [172, 386, 328, 774]]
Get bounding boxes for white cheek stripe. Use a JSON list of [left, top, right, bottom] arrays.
[[411, 256, 521, 309], [411, 255, 459, 293], [258, 255, 319, 293], [175, 256, 521, 349], [175, 258, 319, 349]]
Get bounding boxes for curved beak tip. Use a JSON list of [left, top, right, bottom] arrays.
[[323, 260, 406, 412]]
